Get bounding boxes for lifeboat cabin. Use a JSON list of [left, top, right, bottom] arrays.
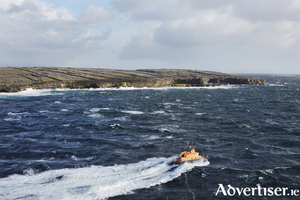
[[172, 147, 203, 165]]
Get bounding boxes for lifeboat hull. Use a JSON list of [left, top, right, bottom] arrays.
[[171, 157, 208, 165]]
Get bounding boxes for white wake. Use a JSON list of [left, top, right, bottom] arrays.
[[0, 157, 209, 200]]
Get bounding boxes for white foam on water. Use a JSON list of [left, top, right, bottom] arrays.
[[0, 85, 240, 98], [0, 88, 60, 98], [90, 108, 101, 112], [4, 112, 27, 121], [39, 110, 49, 113], [100, 108, 110, 110], [60, 109, 68, 112], [87, 114, 103, 118], [195, 113, 206, 116], [55, 85, 238, 92], [150, 111, 165, 114], [7, 112, 29, 116], [90, 108, 110, 113], [268, 84, 284, 87], [159, 128, 169, 132], [147, 135, 160, 140], [110, 124, 125, 129], [0, 157, 209, 200], [114, 116, 129, 121], [4, 116, 22, 121], [122, 110, 144, 115]]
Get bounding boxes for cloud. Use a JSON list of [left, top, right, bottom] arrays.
[[1, 0, 300, 73], [111, 0, 151, 13], [79, 4, 115, 24], [115, 0, 300, 60], [0, 0, 113, 67]]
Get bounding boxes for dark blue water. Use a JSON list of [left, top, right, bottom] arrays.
[[0, 75, 299, 199]]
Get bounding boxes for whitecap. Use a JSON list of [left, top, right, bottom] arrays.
[[4, 116, 22, 121], [60, 109, 68, 112], [159, 128, 169, 133], [39, 110, 48, 113], [55, 101, 61, 104], [90, 108, 101, 112], [114, 116, 129, 121], [147, 135, 160, 140], [87, 113, 103, 118], [100, 108, 110, 110], [8, 112, 28, 116], [122, 110, 144, 115], [151, 111, 165, 114], [0, 88, 60, 98], [71, 155, 96, 161], [195, 113, 206, 116], [110, 124, 125, 129]]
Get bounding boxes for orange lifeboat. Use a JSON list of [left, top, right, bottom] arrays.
[[171, 147, 208, 165]]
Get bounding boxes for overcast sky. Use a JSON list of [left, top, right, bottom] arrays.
[[1, 0, 300, 74]]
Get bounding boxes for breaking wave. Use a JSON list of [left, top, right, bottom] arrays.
[[0, 85, 240, 99], [0, 88, 61, 97]]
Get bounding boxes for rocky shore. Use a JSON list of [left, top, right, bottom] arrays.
[[0, 67, 266, 92]]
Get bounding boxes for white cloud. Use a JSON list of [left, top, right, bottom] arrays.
[[152, 9, 255, 48], [112, 0, 300, 73], [1, 0, 300, 73], [79, 4, 115, 24], [3, 0, 73, 21], [0, 0, 24, 10], [0, 0, 113, 67]]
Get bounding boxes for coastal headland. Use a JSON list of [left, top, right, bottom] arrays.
[[0, 67, 266, 92]]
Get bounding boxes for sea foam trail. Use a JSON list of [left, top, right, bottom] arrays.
[[0, 157, 209, 200]]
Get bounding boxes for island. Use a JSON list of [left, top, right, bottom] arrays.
[[0, 67, 266, 92]]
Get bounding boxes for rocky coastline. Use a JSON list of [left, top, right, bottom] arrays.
[[0, 67, 266, 93]]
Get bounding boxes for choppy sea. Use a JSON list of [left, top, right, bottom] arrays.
[[0, 75, 299, 200]]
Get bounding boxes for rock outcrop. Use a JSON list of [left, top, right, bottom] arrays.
[[0, 67, 266, 92]]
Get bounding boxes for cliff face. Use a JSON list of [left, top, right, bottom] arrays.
[[0, 67, 266, 92]]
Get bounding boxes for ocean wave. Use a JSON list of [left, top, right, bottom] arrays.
[[0, 86, 239, 99], [195, 113, 206, 116], [90, 108, 101, 112], [150, 111, 165, 114], [4, 116, 22, 121], [0, 88, 60, 97], [87, 114, 103, 118], [7, 112, 29, 116], [122, 110, 144, 115]]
